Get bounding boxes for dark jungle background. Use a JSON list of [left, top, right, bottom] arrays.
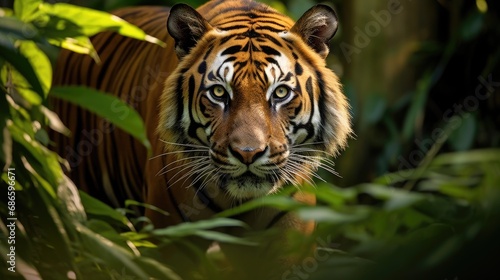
[[1, 0, 499, 279]]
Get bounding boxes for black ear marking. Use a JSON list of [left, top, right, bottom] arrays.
[[167, 3, 213, 58], [291, 4, 339, 59]]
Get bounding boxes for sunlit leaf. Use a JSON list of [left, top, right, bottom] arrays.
[[38, 2, 165, 46], [297, 206, 368, 224], [50, 86, 151, 152], [359, 184, 425, 211], [0, 36, 44, 102], [14, 0, 41, 22], [47, 36, 100, 63]]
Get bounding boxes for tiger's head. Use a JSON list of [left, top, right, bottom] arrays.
[[158, 1, 352, 200]]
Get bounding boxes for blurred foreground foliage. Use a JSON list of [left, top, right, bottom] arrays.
[[1, 1, 499, 280]]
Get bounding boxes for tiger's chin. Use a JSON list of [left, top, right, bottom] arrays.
[[220, 173, 281, 200]]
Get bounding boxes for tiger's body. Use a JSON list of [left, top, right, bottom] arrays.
[[52, 0, 351, 264]]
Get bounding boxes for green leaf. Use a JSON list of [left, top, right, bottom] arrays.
[[216, 195, 303, 217], [8, 122, 62, 189], [50, 86, 151, 152], [75, 223, 150, 279], [152, 218, 247, 237], [0, 36, 44, 102], [297, 206, 368, 224], [192, 230, 256, 245], [314, 183, 358, 207], [359, 184, 424, 211], [125, 200, 170, 217], [19, 40, 51, 96], [80, 191, 133, 229], [38, 2, 165, 46], [14, 0, 41, 21], [430, 149, 500, 166], [0, 16, 42, 42], [50, 36, 100, 62]]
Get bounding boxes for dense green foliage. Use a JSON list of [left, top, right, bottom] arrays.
[[1, 0, 499, 280]]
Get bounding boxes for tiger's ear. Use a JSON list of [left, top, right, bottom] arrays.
[[167, 3, 213, 58], [291, 4, 338, 59]]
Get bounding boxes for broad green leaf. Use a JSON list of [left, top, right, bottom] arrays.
[[0, 16, 42, 42], [50, 86, 151, 152], [75, 223, 150, 279], [193, 230, 257, 245], [152, 218, 247, 237], [8, 122, 62, 190], [38, 3, 165, 46], [54, 36, 100, 62], [0, 36, 44, 102], [21, 41, 51, 93], [297, 206, 368, 224], [14, 0, 41, 21], [314, 183, 357, 207], [430, 149, 500, 166], [358, 184, 424, 211], [80, 191, 133, 229], [21, 175, 76, 278], [216, 195, 303, 217]]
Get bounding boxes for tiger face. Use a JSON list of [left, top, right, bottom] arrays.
[[159, 1, 352, 200]]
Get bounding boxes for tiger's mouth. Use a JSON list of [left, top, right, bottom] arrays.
[[219, 172, 281, 199]]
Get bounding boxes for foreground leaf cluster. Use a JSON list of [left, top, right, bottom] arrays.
[[1, 1, 499, 280]]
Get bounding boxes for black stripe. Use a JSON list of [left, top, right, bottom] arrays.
[[222, 45, 242, 56], [175, 72, 185, 126], [187, 75, 206, 144], [265, 210, 289, 229], [198, 61, 207, 73], [255, 26, 285, 33], [295, 62, 303, 75], [220, 24, 249, 31], [261, 46, 281, 56], [262, 34, 283, 47], [305, 77, 315, 123]]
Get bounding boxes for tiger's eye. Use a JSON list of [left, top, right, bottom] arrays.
[[274, 86, 289, 99], [211, 85, 226, 98]]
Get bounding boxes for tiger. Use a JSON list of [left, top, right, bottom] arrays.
[[51, 0, 352, 276]]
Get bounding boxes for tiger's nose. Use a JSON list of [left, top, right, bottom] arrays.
[[229, 145, 267, 165]]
